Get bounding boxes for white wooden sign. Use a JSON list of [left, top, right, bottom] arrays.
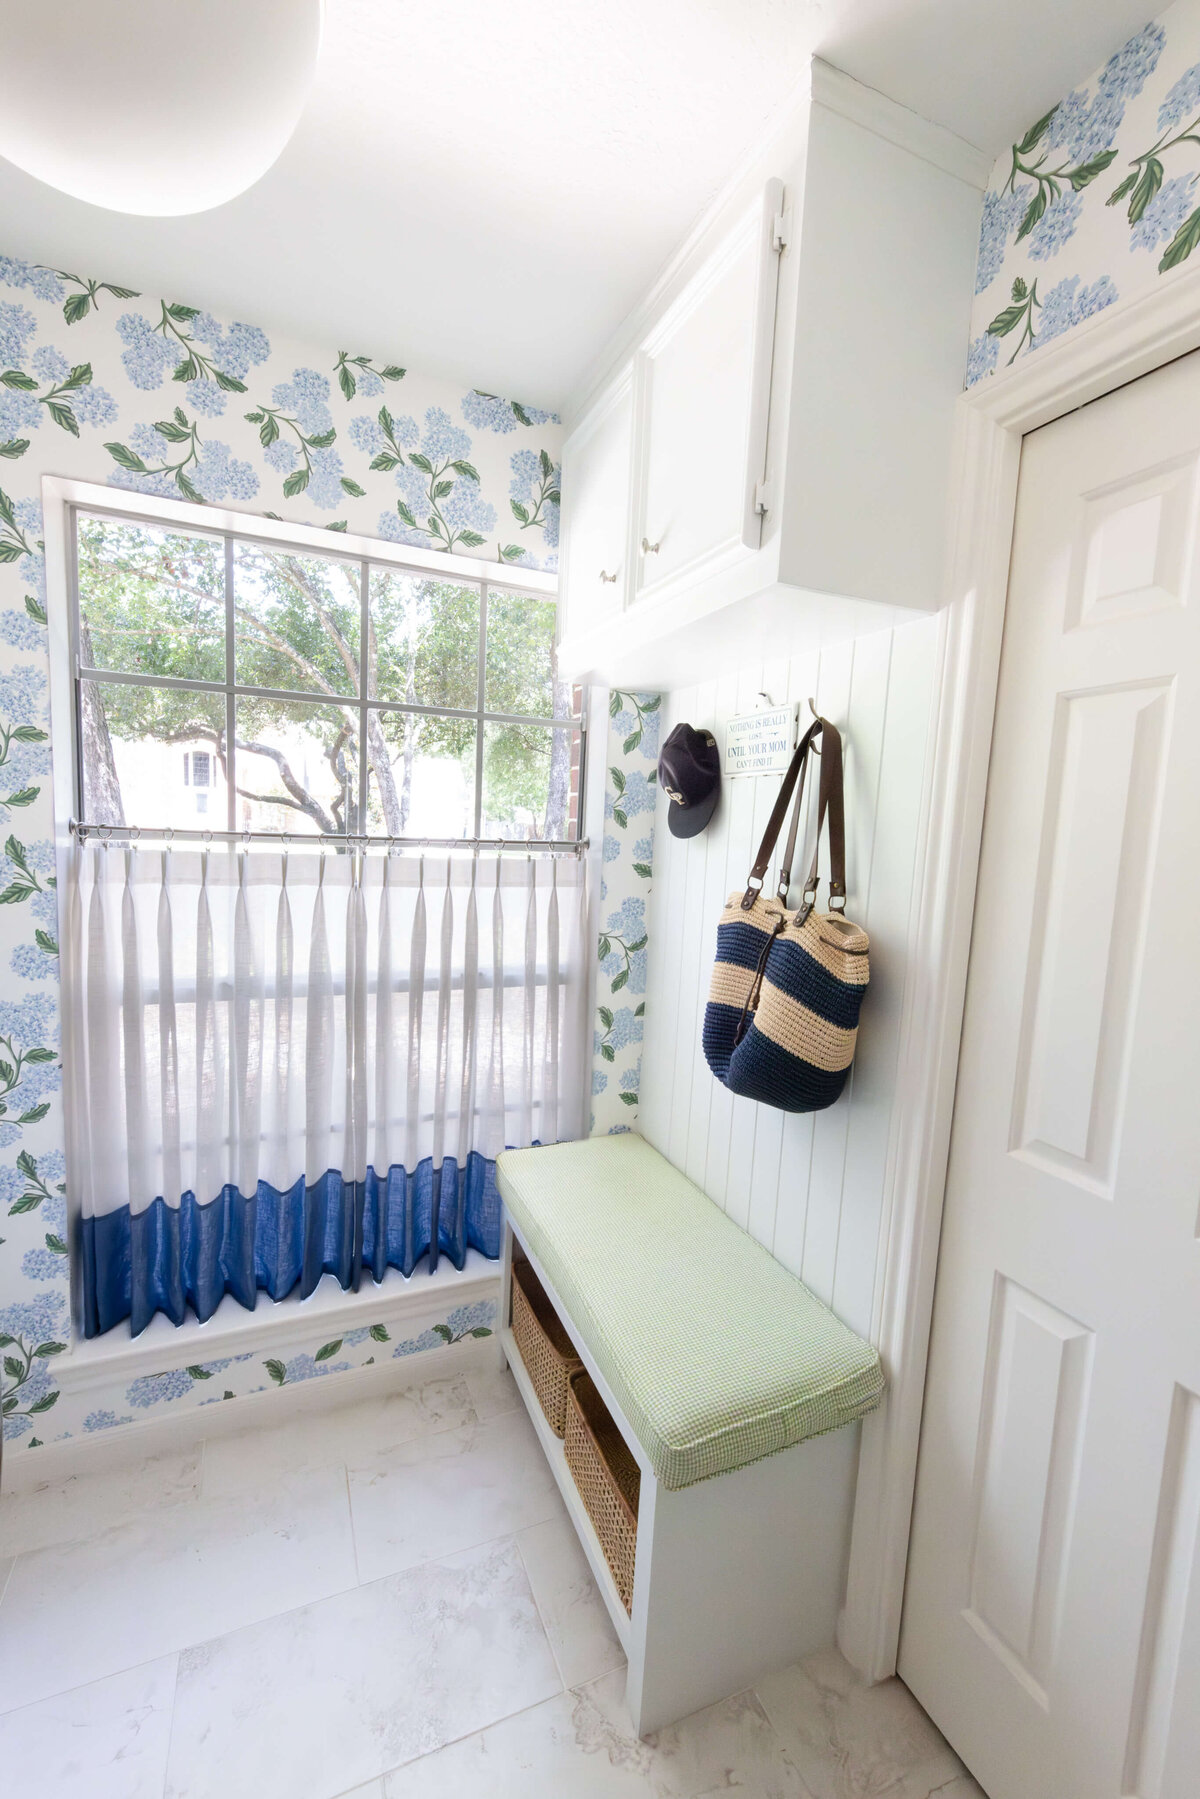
[[725, 703, 800, 778]]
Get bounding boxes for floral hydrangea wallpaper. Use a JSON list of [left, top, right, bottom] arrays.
[[590, 691, 659, 1138], [0, 243, 568, 1461], [968, 4, 1200, 384]]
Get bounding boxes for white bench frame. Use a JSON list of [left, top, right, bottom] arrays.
[[500, 1214, 862, 1735]]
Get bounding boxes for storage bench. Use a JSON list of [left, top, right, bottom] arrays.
[[496, 1133, 884, 1735]]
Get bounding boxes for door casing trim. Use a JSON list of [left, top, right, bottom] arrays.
[[839, 261, 1200, 1682]]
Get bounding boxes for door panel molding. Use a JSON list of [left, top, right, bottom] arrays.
[[839, 258, 1200, 1683]]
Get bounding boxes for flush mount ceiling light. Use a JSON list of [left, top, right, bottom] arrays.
[[0, 0, 323, 216]]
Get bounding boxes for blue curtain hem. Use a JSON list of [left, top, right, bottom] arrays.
[[82, 1152, 503, 1340]]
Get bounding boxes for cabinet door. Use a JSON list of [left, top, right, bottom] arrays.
[[634, 179, 782, 602], [559, 371, 634, 642]]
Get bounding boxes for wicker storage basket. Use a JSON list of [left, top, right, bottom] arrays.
[[565, 1367, 640, 1613], [510, 1258, 583, 1437]]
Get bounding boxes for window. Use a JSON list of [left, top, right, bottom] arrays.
[[69, 502, 583, 844]]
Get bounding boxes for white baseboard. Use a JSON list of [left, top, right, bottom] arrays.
[[2, 1331, 503, 1495]]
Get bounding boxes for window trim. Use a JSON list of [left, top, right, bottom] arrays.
[[43, 475, 583, 852]]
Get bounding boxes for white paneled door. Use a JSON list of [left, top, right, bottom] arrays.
[[901, 354, 1200, 1799]]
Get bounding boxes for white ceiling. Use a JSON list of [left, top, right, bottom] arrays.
[[0, 0, 1159, 408]]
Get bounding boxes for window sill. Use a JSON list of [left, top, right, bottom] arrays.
[[57, 1251, 500, 1396]]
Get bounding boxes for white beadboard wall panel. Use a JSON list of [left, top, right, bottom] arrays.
[[640, 615, 938, 1338]]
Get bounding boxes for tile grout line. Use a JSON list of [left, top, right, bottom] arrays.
[[512, 1529, 570, 1693], [157, 1650, 182, 1799]]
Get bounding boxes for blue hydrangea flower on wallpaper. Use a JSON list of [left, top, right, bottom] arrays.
[[590, 690, 660, 1136], [0, 242, 565, 1456], [966, 7, 1200, 383]]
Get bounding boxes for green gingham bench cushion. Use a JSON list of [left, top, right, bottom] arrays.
[[496, 1134, 884, 1490]]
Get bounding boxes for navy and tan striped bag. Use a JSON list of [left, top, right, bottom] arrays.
[[703, 717, 869, 1113]]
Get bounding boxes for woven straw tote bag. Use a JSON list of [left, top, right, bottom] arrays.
[[702, 716, 869, 1113]]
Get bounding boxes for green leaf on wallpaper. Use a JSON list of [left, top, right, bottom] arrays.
[[470, 1327, 492, 1338], [396, 500, 418, 529], [632, 863, 652, 879], [601, 1043, 615, 1062], [1, 370, 38, 391], [608, 691, 620, 718], [326, 521, 348, 532], [611, 968, 629, 993], [499, 544, 524, 561], [597, 934, 611, 960], [1128, 158, 1164, 224], [64, 363, 92, 389], [458, 530, 485, 548], [13, 724, 47, 742], [0, 440, 29, 459], [371, 451, 399, 471], [2, 1397, 17, 1415], [539, 448, 553, 478], [0, 1331, 13, 1346], [408, 452, 434, 474], [105, 441, 149, 472], [283, 467, 310, 498], [3, 1356, 22, 1379], [619, 1091, 638, 1107], [4, 788, 38, 808], [314, 1339, 343, 1361], [1107, 169, 1139, 206], [987, 301, 1027, 339], [1015, 185, 1048, 244], [27, 1391, 60, 1414], [8, 1195, 38, 1216], [610, 767, 625, 795], [338, 363, 357, 401], [1014, 108, 1058, 157], [25, 1048, 55, 1064], [46, 401, 79, 436], [381, 366, 405, 382], [612, 808, 628, 828], [154, 417, 191, 444], [623, 730, 642, 754], [18, 1103, 50, 1123], [186, 1364, 213, 1380], [432, 1323, 453, 1342], [451, 460, 479, 482], [176, 471, 204, 504], [598, 1006, 613, 1029], [63, 292, 91, 325], [340, 478, 366, 498], [432, 479, 454, 501], [1159, 205, 1200, 271], [510, 500, 530, 525], [308, 428, 337, 449], [173, 357, 199, 383], [214, 370, 247, 393], [634, 1003, 645, 1017], [1069, 148, 1117, 191], [369, 1323, 390, 1342], [627, 934, 647, 953], [33, 1340, 66, 1358], [512, 402, 533, 426], [265, 1358, 287, 1384], [24, 594, 46, 623], [44, 1234, 67, 1255], [166, 303, 200, 322]]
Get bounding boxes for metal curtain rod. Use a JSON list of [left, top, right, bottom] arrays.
[[70, 821, 588, 854]]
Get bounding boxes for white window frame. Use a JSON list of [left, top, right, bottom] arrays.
[[41, 474, 583, 857]]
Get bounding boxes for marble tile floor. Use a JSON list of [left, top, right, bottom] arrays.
[[0, 1363, 988, 1799]]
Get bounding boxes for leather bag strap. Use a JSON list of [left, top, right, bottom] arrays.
[[799, 718, 847, 919], [740, 719, 821, 911]]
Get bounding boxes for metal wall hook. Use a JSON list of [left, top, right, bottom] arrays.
[[599, 569, 618, 583], [641, 536, 661, 555]]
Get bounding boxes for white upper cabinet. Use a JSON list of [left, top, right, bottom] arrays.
[[557, 63, 989, 691], [633, 181, 782, 602], [557, 368, 633, 635]]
